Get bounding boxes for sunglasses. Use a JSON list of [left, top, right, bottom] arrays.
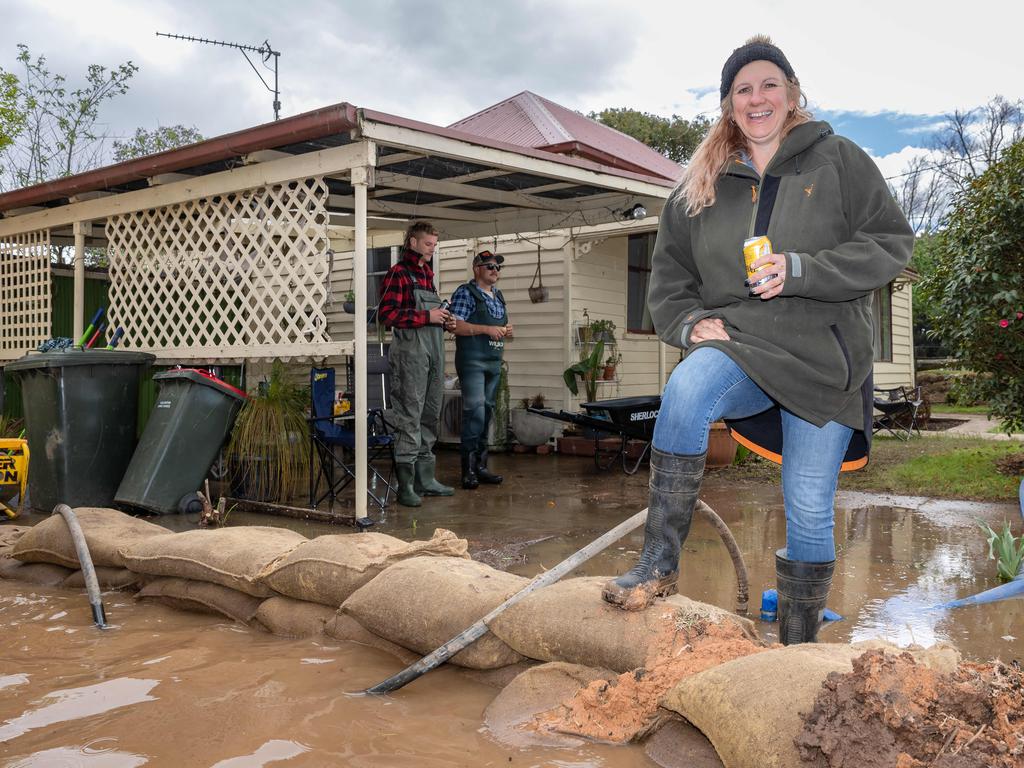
[[479, 263, 502, 272]]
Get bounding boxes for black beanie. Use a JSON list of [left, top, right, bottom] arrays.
[[719, 37, 796, 103]]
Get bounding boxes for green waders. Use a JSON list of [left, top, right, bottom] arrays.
[[389, 286, 453, 506]]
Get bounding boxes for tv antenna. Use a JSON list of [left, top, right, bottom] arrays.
[[156, 31, 282, 120]]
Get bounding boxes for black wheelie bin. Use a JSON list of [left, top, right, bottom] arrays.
[[5, 348, 154, 512], [115, 368, 247, 515]]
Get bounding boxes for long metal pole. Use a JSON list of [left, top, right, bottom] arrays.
[[353, 167, 369, 522], [72, 221, 87, 342]]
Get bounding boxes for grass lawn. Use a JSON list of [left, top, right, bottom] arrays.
[[727, 436, 1023, 502], [931, 404, 990, 415]]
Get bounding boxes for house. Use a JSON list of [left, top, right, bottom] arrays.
[[331, 92, 917, 425]]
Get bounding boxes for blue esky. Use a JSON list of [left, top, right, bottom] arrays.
[[1, 0, 1020, 181]]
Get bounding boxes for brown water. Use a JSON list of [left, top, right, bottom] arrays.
[[3, 452, 1022, 765]]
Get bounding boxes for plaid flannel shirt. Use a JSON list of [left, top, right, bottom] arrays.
[[377, 249, 436, 329]]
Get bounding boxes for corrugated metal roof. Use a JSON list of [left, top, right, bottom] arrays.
[[450, 91, 684, 182]]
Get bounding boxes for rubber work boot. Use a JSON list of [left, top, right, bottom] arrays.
[[414, 455, 455, 496], [602, 448, 706, 609], [461, 452, 479, 490], [775, 549, 835, 645], [475, 449, 503, 484], [394, 463, 422, 508]]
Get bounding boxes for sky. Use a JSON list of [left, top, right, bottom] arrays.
[[2, 0, 1022, 181]]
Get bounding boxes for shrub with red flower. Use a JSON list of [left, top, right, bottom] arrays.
[[919, 139, 1024, 434]]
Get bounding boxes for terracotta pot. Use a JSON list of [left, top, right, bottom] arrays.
[[706, 421, 738, 468], [602, 365, 616, 380]]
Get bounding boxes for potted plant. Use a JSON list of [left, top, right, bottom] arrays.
[[510, 393, 556, 447], [563, 340, 605, 404], [589, 319, 616, 344], [342, 290, 356, 314], [226, 360, 311, 502], [602, 351, 622, 380]]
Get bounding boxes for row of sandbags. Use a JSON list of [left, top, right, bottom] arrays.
[[4, 510, 1018, 768]]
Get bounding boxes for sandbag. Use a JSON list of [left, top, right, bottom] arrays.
[[120, 526, 306, 597], [0, 524, 30, 554], [342, 555, 527, 670], [490, 576, 756, 673], [137, 577, 263, 623], [259, 528, 469, 608], [484, 662, 617, 749], [0, 556, 73, 586], [255, 596, 337, 637], [12, 508, 169, 568], [62, 567, 141, 591], [661, 641, 961, 768], [324, 613, 420, 665]]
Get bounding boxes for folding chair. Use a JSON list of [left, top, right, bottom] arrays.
[[872, 385, 923, 440], [308, 358, 395, 512]]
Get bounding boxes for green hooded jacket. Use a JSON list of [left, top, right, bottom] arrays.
[[648, 121, 913, 464]]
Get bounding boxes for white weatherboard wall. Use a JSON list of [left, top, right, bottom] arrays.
[[438, 234, 568, 410], [872, 276, 915, 390]]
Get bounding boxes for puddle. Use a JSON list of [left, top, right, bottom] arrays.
[[3, 452, 1020, 764]]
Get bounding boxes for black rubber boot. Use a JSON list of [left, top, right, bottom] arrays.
[[602, 449, 705, 609], [414, 455, 455, 496], [461, 452, 479, 490], [475, 449, 503, 484], [775, 549, 835, 645], [394, 463, 422, 508]]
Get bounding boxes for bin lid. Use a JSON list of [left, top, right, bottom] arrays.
[[153, 368, 248, 400], [5, 348, 156, 372]]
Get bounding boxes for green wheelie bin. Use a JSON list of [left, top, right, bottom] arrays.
[[5, 348, 155, 513], [115, 368, 247, 515]]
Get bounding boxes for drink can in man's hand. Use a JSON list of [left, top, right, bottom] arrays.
[[743, 236, 774, 296]]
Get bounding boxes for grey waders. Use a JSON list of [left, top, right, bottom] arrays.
[[394, 463, 421, 508], [602, 448, 705, 607], [775, 549, 834, 644]]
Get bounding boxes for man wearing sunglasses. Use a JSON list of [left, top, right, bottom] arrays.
[[450, 250, 514, 489]]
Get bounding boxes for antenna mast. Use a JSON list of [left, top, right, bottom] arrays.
[[156, 31, 281, 120]]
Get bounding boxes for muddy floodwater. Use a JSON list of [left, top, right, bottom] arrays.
[[2, 452, 1021, 766]]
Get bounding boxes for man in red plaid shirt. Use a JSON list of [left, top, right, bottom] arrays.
[[379, 221, 456, 506]]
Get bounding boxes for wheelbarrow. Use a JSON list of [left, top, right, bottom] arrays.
[[529, 394, 661, 474]]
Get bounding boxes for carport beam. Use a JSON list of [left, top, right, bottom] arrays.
[[353, 166, 370, 522], [72, 221, 90, 341]]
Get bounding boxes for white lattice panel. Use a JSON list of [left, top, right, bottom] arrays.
[[106, 177, 342, 360], [0, 229, 51, 359]]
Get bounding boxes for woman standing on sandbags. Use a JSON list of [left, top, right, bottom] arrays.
[[602, 35, 913, 645]]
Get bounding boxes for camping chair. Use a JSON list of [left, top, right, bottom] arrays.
[[308, 353, 395, 511], [872, 385, 924, 440]]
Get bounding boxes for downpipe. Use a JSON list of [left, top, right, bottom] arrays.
[[52, 504, 108, 629]]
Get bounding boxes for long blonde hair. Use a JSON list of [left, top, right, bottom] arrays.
[[679, 80, 812, 216]]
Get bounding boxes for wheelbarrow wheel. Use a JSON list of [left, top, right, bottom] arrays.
[[594, 435, 624, 471]]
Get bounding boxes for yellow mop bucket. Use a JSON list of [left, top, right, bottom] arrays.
[[0, 438, 29, 518]]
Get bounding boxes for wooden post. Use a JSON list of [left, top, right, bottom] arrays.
[[72, 221, 92, 342], [352, 165, 371, 522]]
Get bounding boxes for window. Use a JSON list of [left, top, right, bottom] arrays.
[[627, 233, 656, 334], [368, 246, 395, 308], [872, 284, 893, 362]]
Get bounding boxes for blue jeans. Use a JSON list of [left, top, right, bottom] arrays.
[[653, 346, 852, 563], [458, 360, 501, 456]]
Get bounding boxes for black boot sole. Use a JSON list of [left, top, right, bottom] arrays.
[[601, 574, 678, 610]]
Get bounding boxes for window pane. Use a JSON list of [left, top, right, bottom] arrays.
[[872, 286, 893, 362], [627, 234, 655, 333], [367, 246, 393, 307]]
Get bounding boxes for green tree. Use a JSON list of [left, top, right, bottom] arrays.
[[112, 124, 204, 162], [0, 68, 23, 154], [919, 139, 1024, 432], [1, 44, 137, 190], [589, 108, 709, 164]]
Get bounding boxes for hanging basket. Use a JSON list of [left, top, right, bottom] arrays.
[[528, 243, 549, 303]]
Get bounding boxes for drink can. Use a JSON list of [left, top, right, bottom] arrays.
[[743, 236, 774, 295]]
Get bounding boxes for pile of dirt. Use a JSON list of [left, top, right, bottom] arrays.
[[994, 451, 1024, 476], [531, 616, 766, 744], [797, 648, 1024, 767]]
